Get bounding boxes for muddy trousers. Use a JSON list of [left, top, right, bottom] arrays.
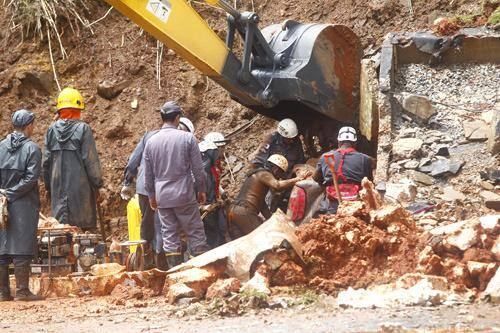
[[227, 205, 264, 240], [203, 207, 227, 249], [157, 203, 209, 256], [138, 194, 163, 254], [0, 255, 40, 300]]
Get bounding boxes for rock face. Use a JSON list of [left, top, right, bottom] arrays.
[[401, 93, 436, 122], [392, 138, 423, 160]]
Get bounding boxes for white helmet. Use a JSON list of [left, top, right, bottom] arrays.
[[267, 154, 288, 172], [277, 118, 298, 139], [179, 117, 195, 133], [204, 132, 226, 146], [198, 140, 217, 152], [337, 126, 357, 142]]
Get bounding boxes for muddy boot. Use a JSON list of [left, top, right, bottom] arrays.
[[165, 253, 183, 270], [14, 262, 44, 302], [0, 265, 13, 302], [154, 252, 168, 271]]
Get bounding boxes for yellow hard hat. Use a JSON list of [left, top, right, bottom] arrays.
[[267, 154, 288, 172], [56, 87, 85, 111]]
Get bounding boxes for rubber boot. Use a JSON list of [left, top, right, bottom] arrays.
[[14, 262, 44, 301], [0, 265, 13, 301], [154, 252, 168, 271], [165, 253, 183, 270]]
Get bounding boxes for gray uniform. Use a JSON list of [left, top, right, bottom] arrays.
[[143, 124, 208, 254], [0, 132, 41, 256], [42, 119, 103, 229], [124, 130, 163, 253]]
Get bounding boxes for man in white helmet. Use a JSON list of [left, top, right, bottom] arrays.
[[199, 132, 229, 248], [313, 126, 373, 214], [120, 105, 196, 269], [228, 154, 310, 239], [250, 118, 305, 174]]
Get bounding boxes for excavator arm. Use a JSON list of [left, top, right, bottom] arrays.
[[104, 0, 362, 131]]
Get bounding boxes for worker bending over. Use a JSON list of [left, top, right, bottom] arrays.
[[143, 101, 209, 269], [43, 88, 103, 230], [250, 118, 305, 174], [0, 110, 44, 301], [228, 154, 310, 239], [313, 127, 373, 214], [121, 115, 195, 270], [199, 132, 228, 248]]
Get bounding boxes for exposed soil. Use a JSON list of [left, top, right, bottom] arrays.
[[297, 202, 421, 292], [0, 0, 484, 224]]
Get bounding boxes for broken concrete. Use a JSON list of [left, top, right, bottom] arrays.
[[166, 283, 196, 304]]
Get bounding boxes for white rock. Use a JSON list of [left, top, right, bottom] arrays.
[[479, 215, 499, 230], [492, 237, 500, 261], [384, 179, 417, 203], [392, 138, 423, 160], [240, 271, 271, 295], [484, 267, 500, 303], [441, 186, 466, 202], [430, 220, 468, 236]]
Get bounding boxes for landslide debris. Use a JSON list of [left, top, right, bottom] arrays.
[[297, 180, 420, 292]]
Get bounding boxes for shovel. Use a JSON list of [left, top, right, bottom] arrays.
[[96, 192, 109, 261], [324, 153, 343, 204]]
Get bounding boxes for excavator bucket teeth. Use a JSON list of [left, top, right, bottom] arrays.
[[254, 23, 362, 125]]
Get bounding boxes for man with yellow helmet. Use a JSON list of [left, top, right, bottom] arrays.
[[42, 88, 103, 230], [227, 154, 310, 239]]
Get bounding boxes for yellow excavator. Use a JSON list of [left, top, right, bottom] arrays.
[[104, 0, 362, 152]]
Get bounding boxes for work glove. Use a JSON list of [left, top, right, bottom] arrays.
[[120, 185, 134, 201]]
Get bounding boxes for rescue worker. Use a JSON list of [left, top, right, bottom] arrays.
[[228, 154, 310, 239], [313, 126, 373, 214], [0, 110, 44, 301], [250, 118, 305, 173], [143, 101, 209, 268], [199, 132, 228, 248], [121, 116, 195, 270], [250, 118, 306, 212], [43, 87, 103, 230]]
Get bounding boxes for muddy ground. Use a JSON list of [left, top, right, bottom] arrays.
[[0, 0, 487, 222], [1, 295, 499, 333]]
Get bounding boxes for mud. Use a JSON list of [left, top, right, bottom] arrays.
[[297, 202, 420, 290]]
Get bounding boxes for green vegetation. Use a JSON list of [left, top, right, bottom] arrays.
[[488, 7, 500, 24]]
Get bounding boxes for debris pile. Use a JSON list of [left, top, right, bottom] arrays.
[[297, 179, 421, 293]]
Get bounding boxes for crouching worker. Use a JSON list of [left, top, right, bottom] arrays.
[[228, 154, 310, 239], [313, 127, 373, 214], [0, 110, 44, 301]]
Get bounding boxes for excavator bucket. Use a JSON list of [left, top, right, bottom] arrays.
[[254, 22, 362, 125]]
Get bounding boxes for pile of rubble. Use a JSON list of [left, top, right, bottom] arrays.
[[25, 180, 498, 310], [297, 181, 420, 292], [385, 62, 499, 224]]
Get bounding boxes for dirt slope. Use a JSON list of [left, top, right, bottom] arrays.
[[0, 0, 483, 219]]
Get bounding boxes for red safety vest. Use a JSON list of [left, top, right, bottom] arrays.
[[325, 147, 360, 201]]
